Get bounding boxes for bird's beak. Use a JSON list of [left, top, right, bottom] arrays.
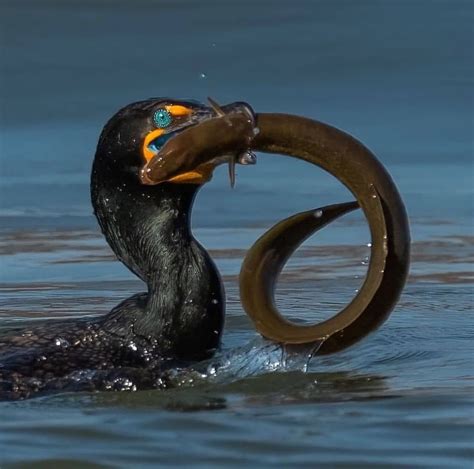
[[140, 99, 258, 187]]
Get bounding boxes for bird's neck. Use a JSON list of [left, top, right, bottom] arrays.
[[91, 179, 224, 359]]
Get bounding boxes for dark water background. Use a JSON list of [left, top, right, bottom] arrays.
[[0, 0, 473, 467]]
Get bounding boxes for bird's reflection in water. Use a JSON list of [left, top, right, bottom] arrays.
[[88, 371, 390, 413], [84, 339, 390, 412]]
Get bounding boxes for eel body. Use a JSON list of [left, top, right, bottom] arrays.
[[146, 108, 411, 352], [242, 113, 410, 353]]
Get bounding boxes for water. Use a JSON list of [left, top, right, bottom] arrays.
[[0, 0, 473, 466]]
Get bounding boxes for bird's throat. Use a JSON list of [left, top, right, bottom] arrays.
[[91, 175, 225, 359]]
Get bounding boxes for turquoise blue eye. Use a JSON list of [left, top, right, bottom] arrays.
[[153, 108, 172, 128]]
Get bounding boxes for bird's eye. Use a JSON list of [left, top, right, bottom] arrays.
[[153, 108, 172, 128]]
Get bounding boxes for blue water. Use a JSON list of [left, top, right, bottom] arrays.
[[0, 0, 473, 467]]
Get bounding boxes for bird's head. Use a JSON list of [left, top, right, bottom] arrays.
[[93, 97, 256, 188], [94, 98, 215, 185]]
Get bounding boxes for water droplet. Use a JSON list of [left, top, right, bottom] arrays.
[[314, 210, 323, 218], [253, 127, 260, 136], [211, 299, 219, 305], [199, 72, 207, 79], [54, 337, 69, 348], [367, 242, 372, 248]]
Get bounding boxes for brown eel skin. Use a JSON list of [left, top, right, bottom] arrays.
[[243, 114, 410, 354], [147, 105, 411, 354]]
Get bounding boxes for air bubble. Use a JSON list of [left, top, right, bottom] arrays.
[[314, 210, 323, 218]]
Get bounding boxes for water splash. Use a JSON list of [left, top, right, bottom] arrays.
[[165, 337, 324, 388]]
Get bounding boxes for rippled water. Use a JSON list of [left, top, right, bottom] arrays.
[[1, 0, 473, 467]]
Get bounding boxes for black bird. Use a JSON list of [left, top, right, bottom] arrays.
[[0, 99, 239, 399]]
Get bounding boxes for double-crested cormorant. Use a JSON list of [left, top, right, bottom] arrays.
[[0, 99, 252, 399]]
